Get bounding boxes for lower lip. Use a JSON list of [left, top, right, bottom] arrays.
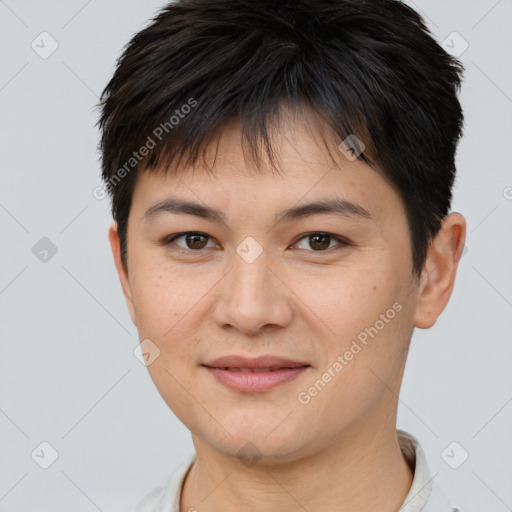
[[204, 366, 309, 392]]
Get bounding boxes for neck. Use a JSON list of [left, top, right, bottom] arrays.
[[180, 421, 413, 512]]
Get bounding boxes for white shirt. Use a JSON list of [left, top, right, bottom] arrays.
[[136, 429, 461, 512]]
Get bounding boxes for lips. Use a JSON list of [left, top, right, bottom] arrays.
[[204, 355, 309, 370], [217, 367, 290, 372], [202, 355, 310, 392]]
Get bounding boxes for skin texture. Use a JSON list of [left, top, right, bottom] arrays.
[[109, 107, 466, 512]]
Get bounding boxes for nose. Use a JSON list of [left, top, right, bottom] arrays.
[[211, 247, 294, 336]]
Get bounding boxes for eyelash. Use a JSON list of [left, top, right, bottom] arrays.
[[161, 231, 351, 256]]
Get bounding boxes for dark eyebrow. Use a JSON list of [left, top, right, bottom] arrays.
[[143, 198, 228, 225], [142, 196, 372, 225], [274, 197, 372, 224]]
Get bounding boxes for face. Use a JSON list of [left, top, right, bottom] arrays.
[[110, 108, 446, 464]]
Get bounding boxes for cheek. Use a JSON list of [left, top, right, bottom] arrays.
[[294, 264, 408, 377], [130, 261, 199, 336], [287, 263, 394, 334], [300, 303, 408, 427], [129, 263, 220, 379]]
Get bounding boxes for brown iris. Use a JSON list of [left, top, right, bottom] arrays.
[[185, 233, 208, 249], [308, 233, 331, 250]]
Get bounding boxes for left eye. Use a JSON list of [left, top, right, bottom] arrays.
[[163, 231, 348, 253], [293, 232, 347, 251]]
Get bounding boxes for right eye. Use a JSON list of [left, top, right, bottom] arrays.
[[163, 232, 221, 253]]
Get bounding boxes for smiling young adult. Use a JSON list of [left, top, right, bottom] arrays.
[[96, 1, 467, 510]]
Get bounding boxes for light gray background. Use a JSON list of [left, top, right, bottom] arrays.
[[1, 1, 511, 510]]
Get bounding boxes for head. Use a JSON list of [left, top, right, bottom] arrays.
[[96, 0, 466, 463]]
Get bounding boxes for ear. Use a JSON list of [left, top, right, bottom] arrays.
[[413, 212, 466, 329], [108, 222, 137, 326]]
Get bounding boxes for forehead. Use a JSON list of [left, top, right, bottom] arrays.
[[130, 109, 403, 225]]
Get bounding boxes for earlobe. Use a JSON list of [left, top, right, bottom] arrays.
[[108, 222, 137, 326], [413, 212, 466, 329]]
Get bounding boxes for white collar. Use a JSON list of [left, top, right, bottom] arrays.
[[396, 429, 459, 511], [137, 430, 460, 512]]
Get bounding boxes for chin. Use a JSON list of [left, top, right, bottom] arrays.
[[192, 411, 316, 465], [212, 435, 309, 467]]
